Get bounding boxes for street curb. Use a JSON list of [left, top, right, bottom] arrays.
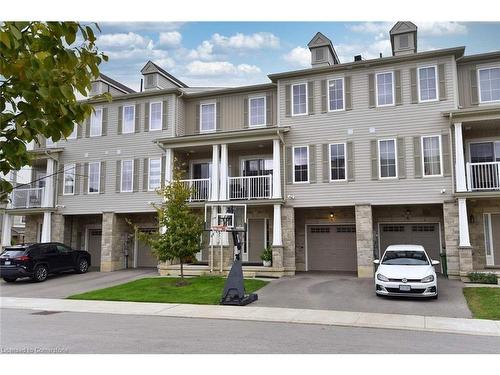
[[1, 296, 499, 337]]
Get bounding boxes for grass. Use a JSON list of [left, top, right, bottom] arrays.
[[68, 276, 268, 305], [463, 287, 500, 320]]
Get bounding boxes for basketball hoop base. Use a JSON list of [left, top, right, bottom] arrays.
[[220, 259, 258, 306]]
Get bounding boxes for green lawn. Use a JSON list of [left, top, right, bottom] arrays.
[[463, 287, 500, 320], [68, 276, 268, 305]]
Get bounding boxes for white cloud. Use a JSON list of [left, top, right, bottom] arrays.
[[99, 22, 184, 33], [97, 32, 150, 50], [211, 32, 280, 50], [187, 40, 215, 60], [158, 31, 182, 47], [283, 46, 310, 68], [336, 39, 392, 63], [349, 22, 393, 35], [185, 61, 261, 77], [418, 22, 468, 36]]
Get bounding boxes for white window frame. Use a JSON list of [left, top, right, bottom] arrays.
[[120, 159, 134, 193], [378, 138, 398, 179], [417, 65, 439, 103], [248, 95, 267, 127], [327, 77, 345, 112], [67, 123, 78, 140], [63, 163, 76, 195], [478, 66, 500, 104], [329, 143, 347, 182], [200, 102, 217, 133], [90, 108, 103, 137], [421, 135, 443, 177], [292, 145, 309, 184], [375, 71, 395, 107], [149, 102, 163, 131], [291, 83, 308, 116], [148, 157, 162, 191], [122, 105, 136, 134], [88, 161, 101, 194]]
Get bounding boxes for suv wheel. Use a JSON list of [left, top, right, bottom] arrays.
[[76, 258, 89, 274], [32, 265, 48, 282], [3, 277, 17, 283]]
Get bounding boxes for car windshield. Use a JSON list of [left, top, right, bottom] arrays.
[[1, 249, 26, 257], [381, 250, 429, 266]]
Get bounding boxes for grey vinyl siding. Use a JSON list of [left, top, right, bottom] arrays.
[[157, 74, 180, 90], [279, 55, 457, 207], [457, 57, 500, 108]]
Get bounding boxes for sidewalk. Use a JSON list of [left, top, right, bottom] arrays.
[[1, 296, 499, 337]]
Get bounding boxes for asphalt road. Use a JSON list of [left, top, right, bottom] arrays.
[[1, 309, 499, 354]]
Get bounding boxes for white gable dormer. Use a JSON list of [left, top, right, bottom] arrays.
[[390, 21, 417, 56], [307, 32, 340, 67]]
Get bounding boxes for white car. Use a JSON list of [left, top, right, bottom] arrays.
[[374, 245, 440, 299]]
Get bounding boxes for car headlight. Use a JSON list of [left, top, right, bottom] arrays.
[[421, 275, 434, 283], [377, 273, 389, 282]]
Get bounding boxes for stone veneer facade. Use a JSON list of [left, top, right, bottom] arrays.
[[355, 204, 374, 278]]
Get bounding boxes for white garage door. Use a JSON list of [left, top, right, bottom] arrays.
[[307, 225, 357, 272]]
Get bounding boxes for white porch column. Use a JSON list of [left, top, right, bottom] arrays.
[[272, 204, 283, 246], [219, 144, 228, 201], [454, 122, 467, 192], [458, 198, 471, 247], [210, 144, 220, 201], [272, 139, 282, 199], [164, 148, 173, 184], [41, 211, 52, 243], [43, 158, 55, 207], [1, 214, 13, 248]]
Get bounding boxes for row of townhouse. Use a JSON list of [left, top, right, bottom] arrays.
[[2, 22, 500, 279]]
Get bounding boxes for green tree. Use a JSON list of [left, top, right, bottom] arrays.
[[136, 165, 204, 285], [0, 21, 109, 200]]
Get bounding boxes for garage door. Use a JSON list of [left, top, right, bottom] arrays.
[[379, 223, 441, 272], [87, 229, 102, 271], [307, 225, 357, 271], [136, 229, 158, 268]]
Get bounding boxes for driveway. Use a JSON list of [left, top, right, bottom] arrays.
[[255, 272, 472, 318], [0, 268, 157, 299]]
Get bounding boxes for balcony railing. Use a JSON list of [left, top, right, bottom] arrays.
[[228, 175, 272, 200], [9, 187, 45, 209], [466, 162, 500, 191], [180, 179, 211, 202]]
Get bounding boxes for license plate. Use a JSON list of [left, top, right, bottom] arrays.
[[4, 261, 11, 265], [399, 284, 411, 292]]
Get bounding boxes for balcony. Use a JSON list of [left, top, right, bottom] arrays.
[[228, 175, 272, 200], [466, 162, 500, 191], [9, 187, 45, 209], [180, 179, 211, 202]]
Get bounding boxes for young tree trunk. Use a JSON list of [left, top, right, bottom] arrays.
[[180, 261, 184, 280]]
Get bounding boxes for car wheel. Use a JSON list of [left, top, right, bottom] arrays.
[[3, 277, 17, 283], [76, 258, 89, 274], [32, 265, 48, 282]]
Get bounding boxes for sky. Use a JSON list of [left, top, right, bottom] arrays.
[[93, 21, 500, 91]]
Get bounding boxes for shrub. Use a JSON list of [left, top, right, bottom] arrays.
[[260, 246, 273, 262], [467, 272, 498, 285]]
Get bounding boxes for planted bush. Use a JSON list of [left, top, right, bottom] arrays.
[[467, 272, 498, 285]]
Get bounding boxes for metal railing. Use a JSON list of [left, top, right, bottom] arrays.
[[228, 175, 272, 200], [180, 178, 211, 202], [466, 162, 500, 191], [9, 187, 45, 208]]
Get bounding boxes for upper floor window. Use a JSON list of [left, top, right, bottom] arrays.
[[292, 83, 307, 115], [328, 78, 344, 111], [123, 105, 135, 134], [149, 102, 162, 131], [67, 123, 78, 139], [148, 157, 162, 191], [478, 67, 500, 103], [376, 72, 394, 107], [88, 162, 100, 194], [200, 103, 216, 132], [121, 160, 134, 192], [418, 66, 438, 102], [293, 146, 309, 183], [249, 96, 266, 127], [422, 135, 442, 177], [63, 164, 76, 195], [329, 143, 346, 181], [378, 139, 397, 178], [90, 108, 102, 137]]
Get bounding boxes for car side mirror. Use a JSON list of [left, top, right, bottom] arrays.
[[431, 260, 440, 266], [373, 259, 380, 265]]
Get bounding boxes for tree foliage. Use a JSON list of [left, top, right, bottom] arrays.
[[0, 21, 109, 199]]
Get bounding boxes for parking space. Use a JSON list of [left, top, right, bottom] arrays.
[[255, 272, 472, 318]]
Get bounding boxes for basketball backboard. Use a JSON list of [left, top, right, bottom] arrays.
[[204, 204, 247, 232]]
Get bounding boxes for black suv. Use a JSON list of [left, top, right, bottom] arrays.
[[0, 242, 91, 282]]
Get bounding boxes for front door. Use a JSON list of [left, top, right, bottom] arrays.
[[484, 213, 500, 266], [246, 218, 266, 263]]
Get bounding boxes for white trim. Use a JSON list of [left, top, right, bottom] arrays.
[[148, 157, 162, 191], [200, 102, 217, 133], [377, 138, 398, 179], [421, 135, 443, 177], [87, 161, 101, 194], [326, 77, 345, 112], [478, 66, 500, 104], [291, 82, 308, 116], [484, 213, 495, 266], [417, 65, 439, 103], [328, 143, 348, 182], [375, 71, 395, 107], [62, 163, 76, 196], [292, 145, 309, 184], [89, 108, 102, 137], [458, 198, 471, 247], [122, 105, 136, 134], [466, 138, 500, 163], [248, 95, 267, 127], [120, 159, 134, 193], [149, 101, 163, 131]]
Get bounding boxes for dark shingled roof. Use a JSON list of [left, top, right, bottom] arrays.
[[99, 73, 136, 93]]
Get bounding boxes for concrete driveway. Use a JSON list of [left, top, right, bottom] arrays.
[[255, 272, 472, 318], [0, 268, 157, 299]]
